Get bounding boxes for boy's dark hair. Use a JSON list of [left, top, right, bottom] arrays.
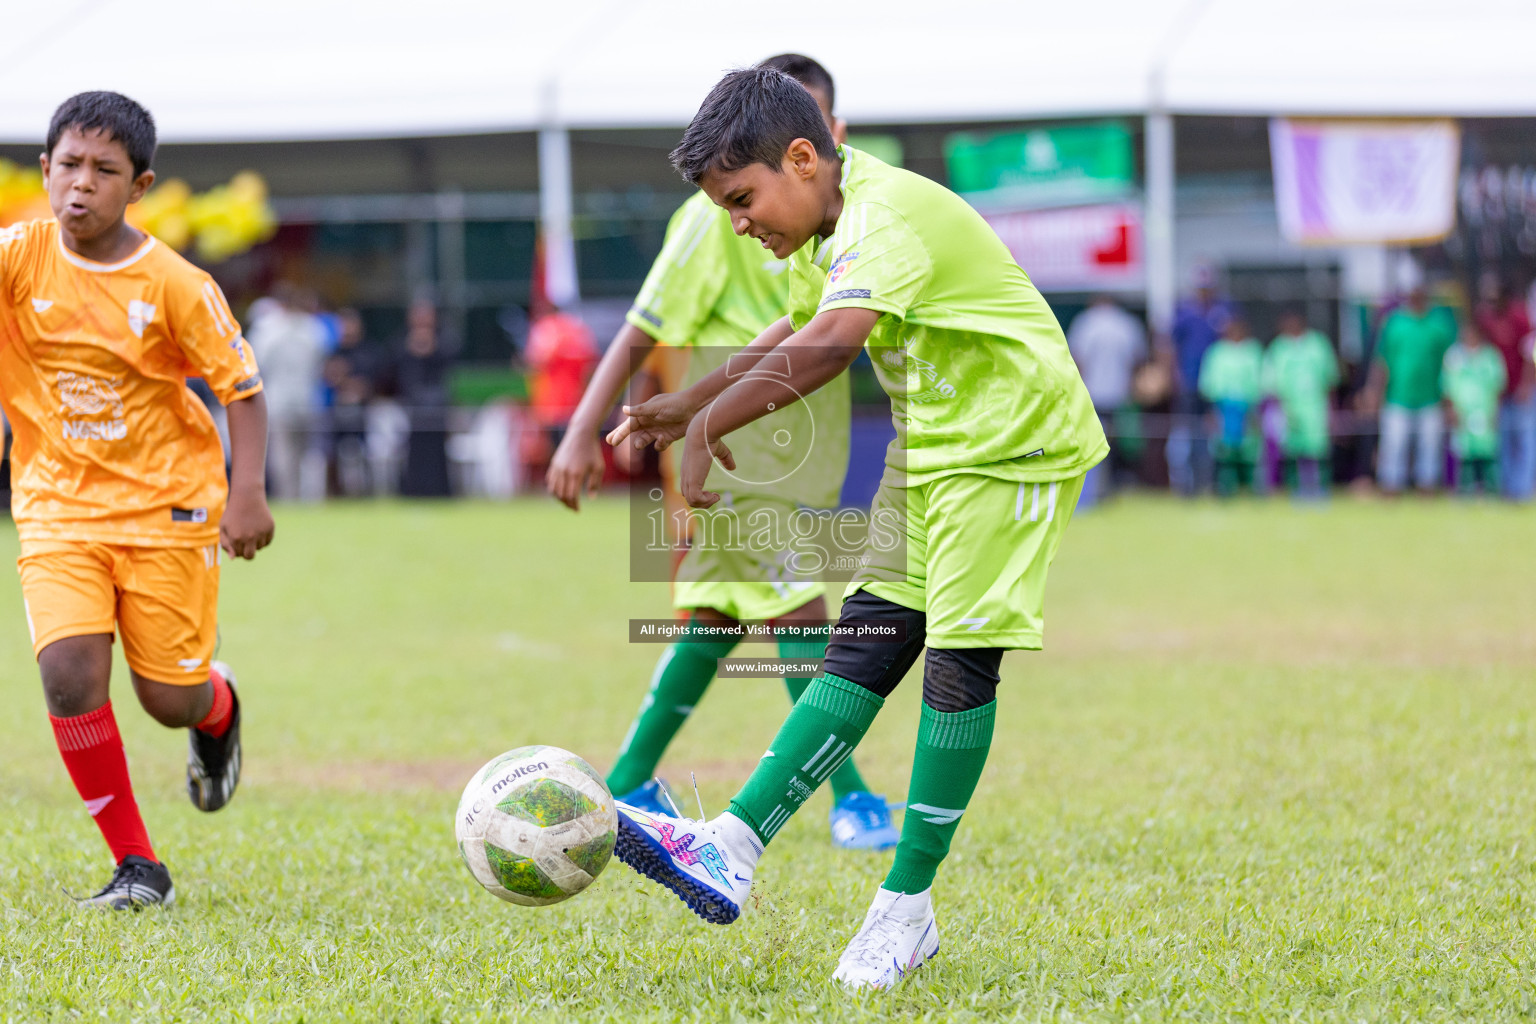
[[46, 91, 157, 178], [670, 67, 837, 185], [758, 53, 835, 111]]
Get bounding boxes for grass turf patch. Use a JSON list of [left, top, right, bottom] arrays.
[[0, 495, 1532, 1021]]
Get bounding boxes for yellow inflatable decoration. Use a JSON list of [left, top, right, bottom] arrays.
[[0, 159, 276, 262], [185, 171, 277, 262], [0, 161, 50, 225], [126, 177, 193, 251]]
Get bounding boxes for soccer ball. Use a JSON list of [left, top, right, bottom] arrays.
[[454, 745, 617, 906]]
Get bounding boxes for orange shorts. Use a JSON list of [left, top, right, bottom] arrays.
[[17, 540, 220, 684]]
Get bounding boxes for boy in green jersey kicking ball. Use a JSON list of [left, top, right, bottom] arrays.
[[605, 67, 1106, 989], [1441, 324, 1505, 495], [1263, 308, 1340, 497], [546, 56, 895, 850], [1198, 315, 1264, 497]]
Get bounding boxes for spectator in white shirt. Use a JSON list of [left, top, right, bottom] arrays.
[[247, 285, 328, 501], [1067, 295, 1147, 504]]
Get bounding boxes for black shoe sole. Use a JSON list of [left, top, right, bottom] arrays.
[[614, 811, 740, 925], [91, 885, 176, 911]]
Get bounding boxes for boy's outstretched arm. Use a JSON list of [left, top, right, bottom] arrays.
[[607, 315, 799, 452], [222, 391, 274, 560], [678, 307, 879, 508], [547, 322, 659, 511]]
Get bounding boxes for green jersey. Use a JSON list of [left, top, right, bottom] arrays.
[[786, 146, 1106, 484], [1198, 339, 1264, 404], [1263, 330, 1338, 458], [629, 192, 848, 508], [1441, 343, 1506, 459], [1377, 307, 1456, 410]]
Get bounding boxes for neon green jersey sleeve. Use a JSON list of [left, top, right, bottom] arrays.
[[807, 200, 932, 324], [626, 194, 731, 348]]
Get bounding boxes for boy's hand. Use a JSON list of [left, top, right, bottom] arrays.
[[606, 391, 696, 452], [547, 430, 606, 511], [679, 414, 735, 509], [220, 487, 275, 560]]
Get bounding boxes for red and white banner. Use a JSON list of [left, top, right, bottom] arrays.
[[983, 202, 1143, 292], [1269, 118, 1460, 245]]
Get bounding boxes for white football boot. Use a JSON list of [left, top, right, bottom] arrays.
[[833, 886, 941, 989], [613, 803, 761, 924]]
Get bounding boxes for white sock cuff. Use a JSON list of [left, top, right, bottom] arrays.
[[716, 811, 765, 864], [876, 885, 933, 915]]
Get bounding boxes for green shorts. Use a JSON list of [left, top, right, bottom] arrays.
[[845, 473, 1084, 650], [672, 493, 827, 621], [1281, 404, 1331, 460]]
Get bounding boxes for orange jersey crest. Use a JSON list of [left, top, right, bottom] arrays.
[[0, 219, 263, 546]]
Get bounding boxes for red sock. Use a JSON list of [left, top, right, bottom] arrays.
[[50, 702, 156, 865], [196, 668, 234, 738]]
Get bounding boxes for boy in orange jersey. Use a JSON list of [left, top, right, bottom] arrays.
[[0, 92, 273, 909]]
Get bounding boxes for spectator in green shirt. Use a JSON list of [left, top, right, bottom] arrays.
[[1368, 287, 1457, 493], [1263, 308, 1339, 497], [1441, 324, 1506, 495], [1198, 314, 1264, 497]]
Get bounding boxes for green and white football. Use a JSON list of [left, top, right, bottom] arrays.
[[454, 745, 617, 906]]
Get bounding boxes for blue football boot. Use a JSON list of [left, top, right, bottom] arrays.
[[829, 791, 900, 851], [614, 778, 678, 817]]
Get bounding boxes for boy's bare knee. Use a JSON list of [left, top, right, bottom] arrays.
[[41, 678, 101, 717], [37, 634, 112, 717]]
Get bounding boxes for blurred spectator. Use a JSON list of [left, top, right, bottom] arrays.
[[1263, 308, 1340, 498], [1370, 286, 1457, 494], [1198, 314, 1263, 497], [248, 284, 327, 500], [1473, 276, 1534, 499], [1164, 271, 1231, 495], [323, 308, 376, 496], [525, 307, 598, 465], [1441, 323, 1505, 496], [397, 299, 452, 497], [1067, 295, 1147, 504]]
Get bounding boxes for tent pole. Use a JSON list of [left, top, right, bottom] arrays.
[[538, 123, 580, 309], [1144, 110, 1176, 335]]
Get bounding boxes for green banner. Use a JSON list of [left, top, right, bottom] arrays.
[[944, 121, 1134, 210]]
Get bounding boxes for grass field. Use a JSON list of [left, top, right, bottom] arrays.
[[0, 495, 1533, 1022]]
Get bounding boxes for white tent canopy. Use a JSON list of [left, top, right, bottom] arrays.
[[2, 0, 1535, 143], [5, 0, 1530, 322]]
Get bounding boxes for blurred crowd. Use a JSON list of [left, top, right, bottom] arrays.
[[1070, 273, 1536, 505], [199, 286, 599, 501], [2, 276, 1528, 507]]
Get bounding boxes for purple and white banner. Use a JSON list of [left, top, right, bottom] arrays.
[[1269, 118, 1460, 245]]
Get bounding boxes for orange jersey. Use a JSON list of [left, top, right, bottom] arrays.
[[0, 219, 262, 547]]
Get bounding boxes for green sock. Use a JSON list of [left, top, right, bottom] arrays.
[[779, 636, 872, 801], [606, 623, 737, 796], [727, 673, 884, 846], [884, 700, 996, 895]]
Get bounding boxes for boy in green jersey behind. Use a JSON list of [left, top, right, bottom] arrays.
[[1371, 287, 1457, 493], [1198, 315, 1264, 497], [604, 67, 1106, 989], [546, 56, 895, 851], [1264, 308, 1340, 497], [1441, 324, 1506, 495]]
